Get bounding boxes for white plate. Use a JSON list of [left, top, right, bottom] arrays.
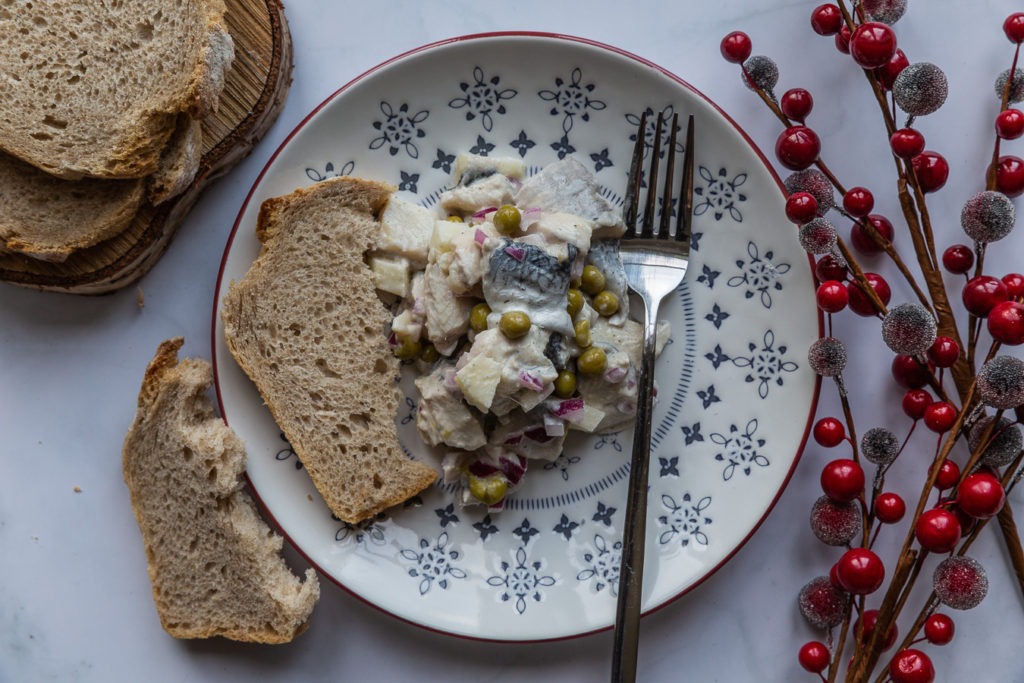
[[212, 32, 821, 641]]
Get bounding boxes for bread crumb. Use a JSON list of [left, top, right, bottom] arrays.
[[307, 494, 313, 502], [73, 486, 82, 493], [137, 287, 145, 308]]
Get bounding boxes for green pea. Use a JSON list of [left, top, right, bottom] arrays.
[[470, 302, 492, 332], [553, 370, 578, 398], [574, 319, 592, 348], [566, 288, 584, 318], [580, 265, 606, 295], [447, 215, 464, 222], [593, 290, 620, 317], [577, 346, 607, 375], [420, 343, 439, 363], [493, 204, 522, 235], [499, 310, 531, 339], [393, 336, 422, 360], [468, 474, 508, 506]]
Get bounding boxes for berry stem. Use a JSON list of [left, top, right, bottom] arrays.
[[996, 506, 1024, 596], [986, 42, 1021, 190]]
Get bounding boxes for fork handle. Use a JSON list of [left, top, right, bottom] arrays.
[[610, 297, 662, 683]]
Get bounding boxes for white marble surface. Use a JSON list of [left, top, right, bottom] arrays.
[[3, 1, 1024, 681]]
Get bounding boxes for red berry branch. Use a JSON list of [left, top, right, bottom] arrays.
[[722, 3, 1024, 681]]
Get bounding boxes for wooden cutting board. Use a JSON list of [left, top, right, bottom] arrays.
[[0, 0, 293, 294]]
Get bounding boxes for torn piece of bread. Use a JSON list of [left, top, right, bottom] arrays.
[[0, 0, 234, 179], [123, 338, 319, 643], [221, 177, 439, 524]]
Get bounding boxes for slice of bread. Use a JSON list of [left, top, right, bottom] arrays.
[[221, 177, 439, 524], [0, 0, 233, 180], [123, 338, 319, 643]]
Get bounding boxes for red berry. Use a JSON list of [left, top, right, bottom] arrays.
[[942, 244, 974, 274], [996, 155, 1024, 197], [835, 25, 851, 53], [798, 641, 831, 673], [813, 416, 847, 447], [1004, 13, 1024, 43], [876, 48, 909, 90], [835, 547, 885, 595], [781, 88, 814, 122], [821, 458, 865, 502], [720, 31, 752, 63], [816, 280, 849, 313], [811, 4, 844, 35], [776, 125, 821, 171], [875, 491, 907, 524], [923, 401, 956, 433], [957, 471, 1006, 519], [1002, 272, 1024, 298], [901, 389, 932, 419], [850, 214, 893, 254], [988, 300, 1024, 345], [847, 272, 891, 316], [934, 459, 961, 490], [815, 254, 848, 282], [962, 275, 1009, 317], [890, 128, 925, 159], [855, 608, 897, 650], [912, 151, 949, 193], [786, 191, 819, 224], [924, 613, 955, 645], [850, 22, 897, 69], [927, 336, 959, 368], [842, 187, 875, 217], [891, 354, 931, 389], [996, 109, 1024, 140], [889, 649, 935, 683], [915, 507, 961, 553]]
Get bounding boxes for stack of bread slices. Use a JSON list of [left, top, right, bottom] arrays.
[[0, 0, 292, 294]]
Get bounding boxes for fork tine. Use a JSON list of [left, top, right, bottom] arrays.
[[676, 114, 695, 245], [622, 111, 647, 238], [657, 114, 679, 239], [640, 113, 663, 238]]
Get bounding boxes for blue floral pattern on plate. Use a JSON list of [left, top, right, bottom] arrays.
[[214, 34, 819, 642]]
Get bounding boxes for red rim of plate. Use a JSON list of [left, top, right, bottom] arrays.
[[211, 30, 823, 644]]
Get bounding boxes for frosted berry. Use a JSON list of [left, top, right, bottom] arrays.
[[923, 401, 956, 433], [847, 272, 891, 316], [799, 217, 838, 254], [1002, 272, 1024, 298], [720, 31, 752, 63], [890, 128, 925, 159], [742, 55, 779, 92], [786, 192, 819, 223], [915, 507, 961, 553], [817, 280, 849, 313], [861, 427, 900, 465], [813, 416, 846, 447], [969, 416, 1023, 467], [996, 155, 1024, 197], [875, 491, 906, 523], [927, 336, 959, 368], [1005, 13, 1024, 43], [995, 69, 1024, 103], [901, 389, 932, 420], [912, 151, 949, 192], [881, 302, 937, 355], [961, 190, 1015, 243], [977, 355, 1024, 409], [798, 641, 831, 673], [996, 108, 1024, 139], [816, 254, 848, 282], [957, 471, 1006, 519], [924, 613, 955, 645], [798, 575, 850, 628], [850, 22, 897, 69], [821, 458, 865, 502], [776, 125, 820, 171], [891, 353, 930, 389], [962, 275, 1008, 317], [942, 244, 974, 274], [863, 0, 907, 25], [810, 4, 843, 35], [889, 649, 935, 683], [781, 88, 814, 122], [842, 187, 875, 217], [894, 63, 949, 116], [808, 337, 847, 377], [934, 459, 961, 490], [876, 49, 910, 89], [933, 555, 988, 609], [810, 495, 862, 545], [988, 300, 1024, 345], [785, 169, 836, 214], [835, 547, 885, 594], [855, 608, 897, 650]]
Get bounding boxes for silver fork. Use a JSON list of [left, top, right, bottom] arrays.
[[610, 111, 695, 683]]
